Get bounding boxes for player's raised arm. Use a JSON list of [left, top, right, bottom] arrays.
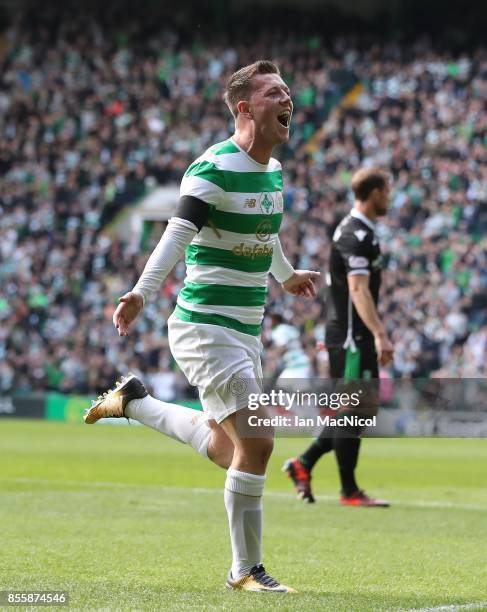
[[113, 196, 210, 336]]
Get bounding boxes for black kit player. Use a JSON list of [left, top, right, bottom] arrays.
[[284, 167, 394, 506]]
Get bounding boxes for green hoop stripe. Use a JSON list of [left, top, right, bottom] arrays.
[[184, 161, 283, 193], [210, 140, 240, 155], [180, 282, 268, 307], [208, 209, 282, 234], [174, 304, 261, 336], [186, 244, 273, 273], [184, 161, 225, 189]]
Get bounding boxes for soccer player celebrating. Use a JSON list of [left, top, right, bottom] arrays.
[[84, 61, 319, 592], [284, 168, 394, 506]]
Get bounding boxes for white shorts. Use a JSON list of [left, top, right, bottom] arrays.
[[167, 313, 263, 424]]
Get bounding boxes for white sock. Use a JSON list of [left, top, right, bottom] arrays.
[[224, 468, 266, 579], [125, 395, 211, 458]]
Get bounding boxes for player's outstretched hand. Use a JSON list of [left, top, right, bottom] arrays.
[[282, 270, 321, 298], [113, 291, 144, 336]]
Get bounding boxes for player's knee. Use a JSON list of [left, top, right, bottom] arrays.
[[336, 424, 363, 438], [235, 436, 274, 470], [335, 409, 369, 437]]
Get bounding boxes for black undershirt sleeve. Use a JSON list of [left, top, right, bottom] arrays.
[[174, 195, 211, 232]]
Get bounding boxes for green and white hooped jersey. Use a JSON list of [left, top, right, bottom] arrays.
[[174, 138, 284, 337]]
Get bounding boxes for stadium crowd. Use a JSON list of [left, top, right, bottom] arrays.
[[1, 11, 486, 396]]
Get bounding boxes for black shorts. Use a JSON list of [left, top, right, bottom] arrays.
[[328, 341, 379, 380]]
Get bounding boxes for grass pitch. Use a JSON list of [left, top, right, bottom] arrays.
[[1, 420, 486, 611]]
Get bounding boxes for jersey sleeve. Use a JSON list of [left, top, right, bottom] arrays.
[[335, 231, 373, 276], [180, 157, 225, 209]]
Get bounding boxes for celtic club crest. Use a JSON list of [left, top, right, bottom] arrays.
[[259, 192, 275, 215]]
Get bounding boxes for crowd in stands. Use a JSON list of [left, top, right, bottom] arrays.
[[1, 9, 486, 396]]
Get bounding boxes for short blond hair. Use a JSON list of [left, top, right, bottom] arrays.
[[223, 60, 280, 118], [351, 167, 390, 201]]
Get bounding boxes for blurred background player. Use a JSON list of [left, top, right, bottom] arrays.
[[284, 167, 394, 506], [84, 60, 320, 592], [270, 313, 312, 382]]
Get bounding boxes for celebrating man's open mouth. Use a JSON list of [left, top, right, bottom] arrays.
[[277, 110, 291, 128]]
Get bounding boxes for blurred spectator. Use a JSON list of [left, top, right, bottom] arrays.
[[267, 314, 312, 380]]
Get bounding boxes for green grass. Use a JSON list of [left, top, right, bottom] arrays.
[[1, 420, 487, 611]]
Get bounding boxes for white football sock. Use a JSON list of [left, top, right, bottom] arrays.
[[224, 468, 266, 579], [125, 395, 211, 458]]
